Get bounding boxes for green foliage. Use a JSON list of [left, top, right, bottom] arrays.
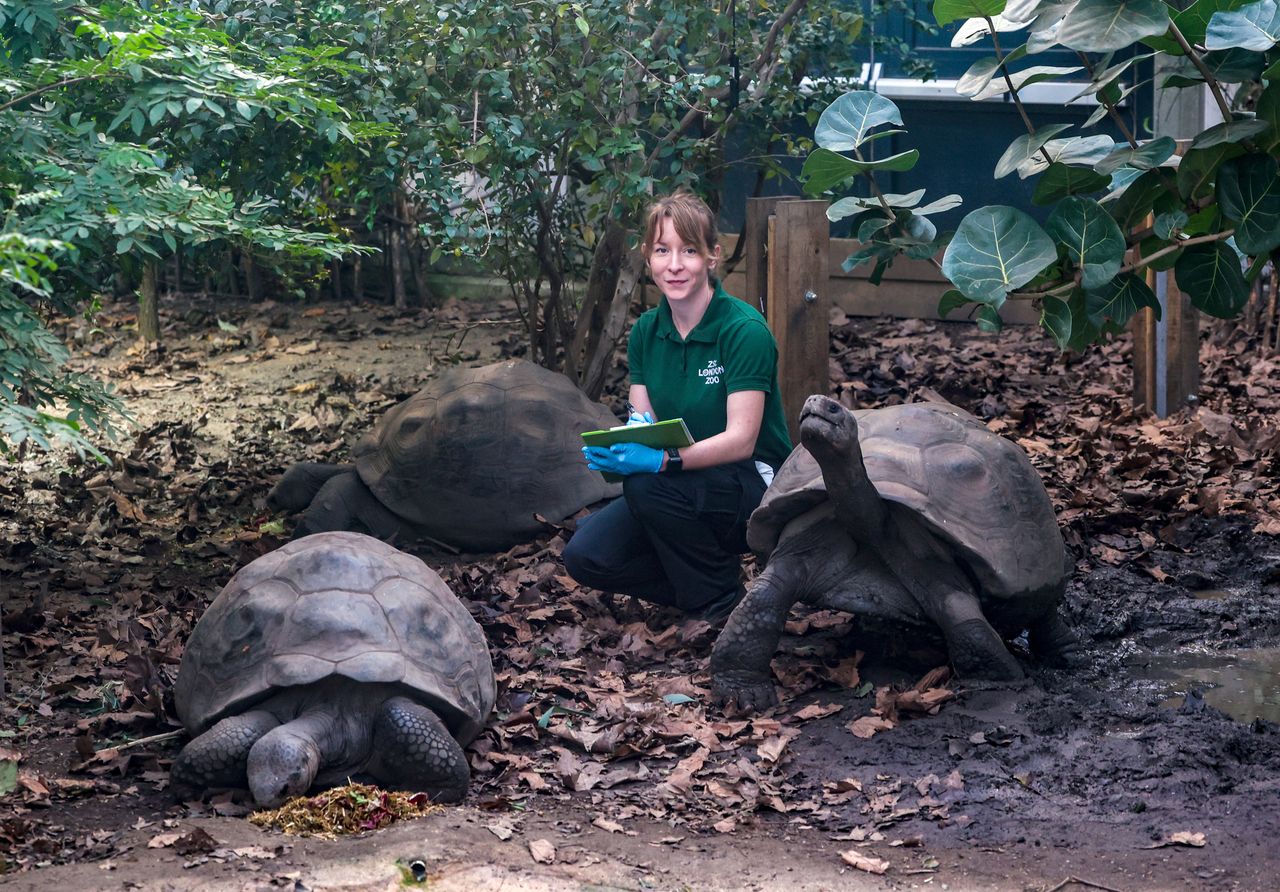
[[1, 0, 374, 456], [807, 0, 1280, 346]]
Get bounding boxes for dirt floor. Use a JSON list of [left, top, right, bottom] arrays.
[[2, 290, 1279, 891]]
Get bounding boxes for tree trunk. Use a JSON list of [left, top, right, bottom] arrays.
[[243, 250, 259, 302], [331, 259, 343, 302], [579, 240, 643, 400], [567, 222, 627, 383], [138, 260, 161, 343], [353, 255, 364, 302], [390, 223, 408, 308]]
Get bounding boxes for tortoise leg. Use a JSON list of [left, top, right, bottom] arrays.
[[1028, 609, 1084, 668], [365, 697, 470, 803], [882, 529, 1024, 681], [712, 511, 871, 712], [267, 462, 353, 512], [710, 561, 795, 712], [801, 396, 1021, 681], [172, 710, 279, 792], [292, 471, 407, 541]]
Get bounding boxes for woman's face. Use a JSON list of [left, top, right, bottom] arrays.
[[647, 217, 718, 307]]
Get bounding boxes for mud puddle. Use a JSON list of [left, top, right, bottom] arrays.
[[1129, 645, 1280, 723]]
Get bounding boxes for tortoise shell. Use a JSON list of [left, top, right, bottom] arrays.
[[748, 401, 1064, 601], [354, 359, 619, 551], [174, 532, 496, 743]]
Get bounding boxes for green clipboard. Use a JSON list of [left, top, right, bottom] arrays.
[[581, 418, 694, 482]]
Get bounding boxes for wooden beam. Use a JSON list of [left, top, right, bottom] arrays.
[[742, 196, 790, 313], [766, 200, 831, 442]]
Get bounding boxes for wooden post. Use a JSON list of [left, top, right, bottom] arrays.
[[1130, 140, 1200, 416], [743, 196, 789, 313], [1131, 84, 1202, 416], [766, 200, 831, 442]]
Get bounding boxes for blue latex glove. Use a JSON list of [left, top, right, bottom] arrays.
[[625, 406, 654, 426], [582, 442, 664, 476]]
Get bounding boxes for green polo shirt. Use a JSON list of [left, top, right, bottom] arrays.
[[629, 283, 792, 472]]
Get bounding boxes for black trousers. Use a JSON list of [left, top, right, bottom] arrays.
[[562, 460, 767, 612]]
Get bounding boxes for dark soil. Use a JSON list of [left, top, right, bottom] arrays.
[[2, 292, 1278, 891]]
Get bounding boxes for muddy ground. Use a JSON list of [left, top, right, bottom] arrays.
[[2, 290, 1279, 891]]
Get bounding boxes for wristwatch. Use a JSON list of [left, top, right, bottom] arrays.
[[665, 447, 683, 472]]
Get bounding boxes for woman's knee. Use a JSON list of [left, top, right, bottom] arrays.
[[562, 534, 613, 587]]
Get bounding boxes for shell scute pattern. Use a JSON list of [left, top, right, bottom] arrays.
[[748, 402, 1063, 600], [352, 360, 618, 549], [175, 533, 495, 744]]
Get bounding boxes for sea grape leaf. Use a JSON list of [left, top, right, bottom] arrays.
[[1190, 118, 1271, 150], [1058, 0, 1171, 53], [1175, 242, 1251, 317], [934, 0, 1008, 27], [1045, 196, 1127, 289], [1040, 295, 1073, 347], [942, 206, 1058, 303], [994, 123, 1075, 179], [815, 91, 904, 152], [1092, 136, 1176, 175], [1085, 272, 1160, 326], [1215, 154, 1280, 254], [1205, 0, 1280, 51], [1032, 163, 1113, 205], [802, 148, 921, 194]]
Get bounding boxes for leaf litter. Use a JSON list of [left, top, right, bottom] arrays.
[[1, 293, 1277, 878]]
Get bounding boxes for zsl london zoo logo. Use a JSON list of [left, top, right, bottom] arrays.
[[699, 359, 724, 385]]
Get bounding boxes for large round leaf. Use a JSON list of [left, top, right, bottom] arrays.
[[1040, 295, 1073, 348], [1045, 196, 1126, 289], [1059, 0, 1171, 52], [933, 0, 1008, 27], [1176, 142, 1246, 199], [1205, 0, 1280, 51], [1084, 273, 1160, 326], [801, 147, 920, 194], [815, 91, 904, 152], [1215, 154, 1280, 254], [994, 123, 1074, 179], [1033, 162, 1113, 205], [1190, 117, 1271, 149], [942, 206, 1058, 303], [1175, 242, 1250, 317]]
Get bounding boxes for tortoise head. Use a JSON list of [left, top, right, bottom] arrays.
[[799, 395, 859, 462]]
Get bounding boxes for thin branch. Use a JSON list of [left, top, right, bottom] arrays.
[[1119, 228, 1234, 274], [0, 74, 117, 113], [644, 0, 812, 167], [988, 20, 1053, 167], [1168, 21, 1235, 122], [1007, 229, 1237, 300], [1074, 52, 1139, 147]]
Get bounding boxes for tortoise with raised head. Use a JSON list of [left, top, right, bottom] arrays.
[[269, 359, 619, 552], [172, 531, 495, 806], [711, 395, 1079, 711]]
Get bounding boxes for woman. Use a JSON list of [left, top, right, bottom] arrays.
[[563, 191, 792, 621]]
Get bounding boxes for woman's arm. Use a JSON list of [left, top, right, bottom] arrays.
[[663, 389, 764, 471]]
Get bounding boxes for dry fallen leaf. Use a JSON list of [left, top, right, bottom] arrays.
[[791, 702, 844, 722], [528, 838, 556, 863], [840, 849, 890, 874], [487, 824, 514, 841], [847, 716, 895, 739], [1146, 831, 1207, 848]]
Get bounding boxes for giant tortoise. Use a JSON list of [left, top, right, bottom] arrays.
[[711, 395, 1079, 711], [269, 359, 619, 551], [171, 531, 495, 806]]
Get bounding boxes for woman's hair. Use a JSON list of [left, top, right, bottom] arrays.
[[641, 191, 719, 260]]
